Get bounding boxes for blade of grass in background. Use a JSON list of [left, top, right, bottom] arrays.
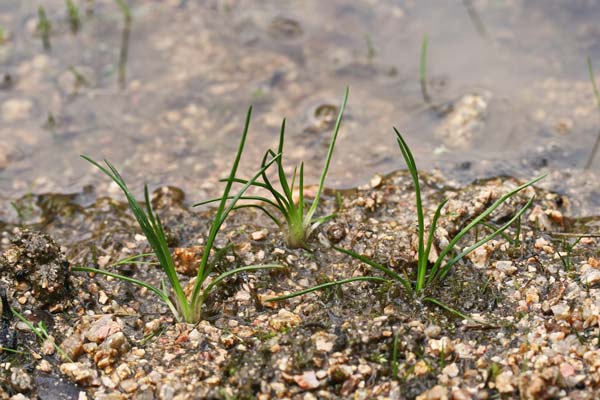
[[65, 0, 81, 33], [115, 0, 132, 89], [11, 306, 73, 362], [37, 6, 51, 50], [585, 57, 600, 169], [420, 34, 431, 104]]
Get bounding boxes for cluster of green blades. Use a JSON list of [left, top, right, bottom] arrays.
[[196, 88, 349, 249], [74, 107, 283, 323], [74, 88, 544, 324], [268, 128, 544, 314]]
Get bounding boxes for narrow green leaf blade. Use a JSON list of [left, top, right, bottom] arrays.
[[265, 276, 389, 302]]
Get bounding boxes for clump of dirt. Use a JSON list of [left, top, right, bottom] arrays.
[[0, 229, 70, 307]]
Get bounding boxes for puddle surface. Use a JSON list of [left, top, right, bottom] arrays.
[[1, 0, 600, 216]]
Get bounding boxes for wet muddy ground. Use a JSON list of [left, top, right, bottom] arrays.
[[1, 1, 600, 213], [1, 172, 600, 399], [1, 1, 600, 399]]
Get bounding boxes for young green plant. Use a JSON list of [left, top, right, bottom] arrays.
[[420, 34, 431, 104], [37, 6, 51, 50], [336, 129, 543, 295], [555, 235, 584, 271], [114, 0, 132, 89], [74, 107, 282, 323], [391, 331, 400, 378], [11, 307, 73, 362], [268, 129, 544, 317], [585, 57, 600, 169], [66, 0, 81, 33], [195, 87, 349, 249]]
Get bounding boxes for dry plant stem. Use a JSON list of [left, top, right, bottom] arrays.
[[266, 276, 389, 302], [463, 0, 489, 38], [115, 0, 132, 89], [394, 129, 544, 292], [66, 0, 81, 33], [391, 332, 400, 378]]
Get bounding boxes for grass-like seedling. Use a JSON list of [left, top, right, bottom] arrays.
[[478, 211, 523, 248], [420, 34, 431, 104], [74, 107, 283, 323], [114, 0, 132, 89], [115, 0, 132, 19], [335, 130, 543, 295], [391, 331, 400, 378], [11, 307, 73, 362], [66, 0, 81, 33], [585, 57, 600, 169], [195, 88, 349, 249], [268, 129, 544, 317], [556, 235, 584, 271], [37, 6, 51, 50]]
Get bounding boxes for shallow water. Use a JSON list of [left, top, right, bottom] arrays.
[[1, 0, 600, 216]]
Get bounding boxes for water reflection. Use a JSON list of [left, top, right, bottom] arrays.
[[0, 0, 599, 215]]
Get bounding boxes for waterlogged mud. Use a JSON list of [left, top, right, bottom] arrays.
[[1, 172, 599, 399]]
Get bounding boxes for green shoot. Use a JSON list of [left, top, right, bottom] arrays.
[[588, 57, 600, 108], [399, 129, 543, 289], [115, 0, 132, 21], [335, 192, 343, 212], [75, 106, 283, 323], [114, 0, 132, 89], [10, 192, 35, 224], [265, 276, 389, 302], [556, 235, 584, 271], [423, 297, 470, 321], [10, 201, 25, 223], [420, 34, 430, 104], [513, 213, 522, 247], [391, 331, 400, 378], [138, 323, 166, 346], [585, 57, 600, 169], [37, 6, 51, 50], [195, 87, 349, 249], [68, 66, 90, 90], [267, 128, 544, 319], [66, 0, 81, 33], [337, 131, 542, 294], [110, 252, 159, 267], [479, 210, 523, 250], [11, 308, 73, 362], [0, 346, 26, 355]]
